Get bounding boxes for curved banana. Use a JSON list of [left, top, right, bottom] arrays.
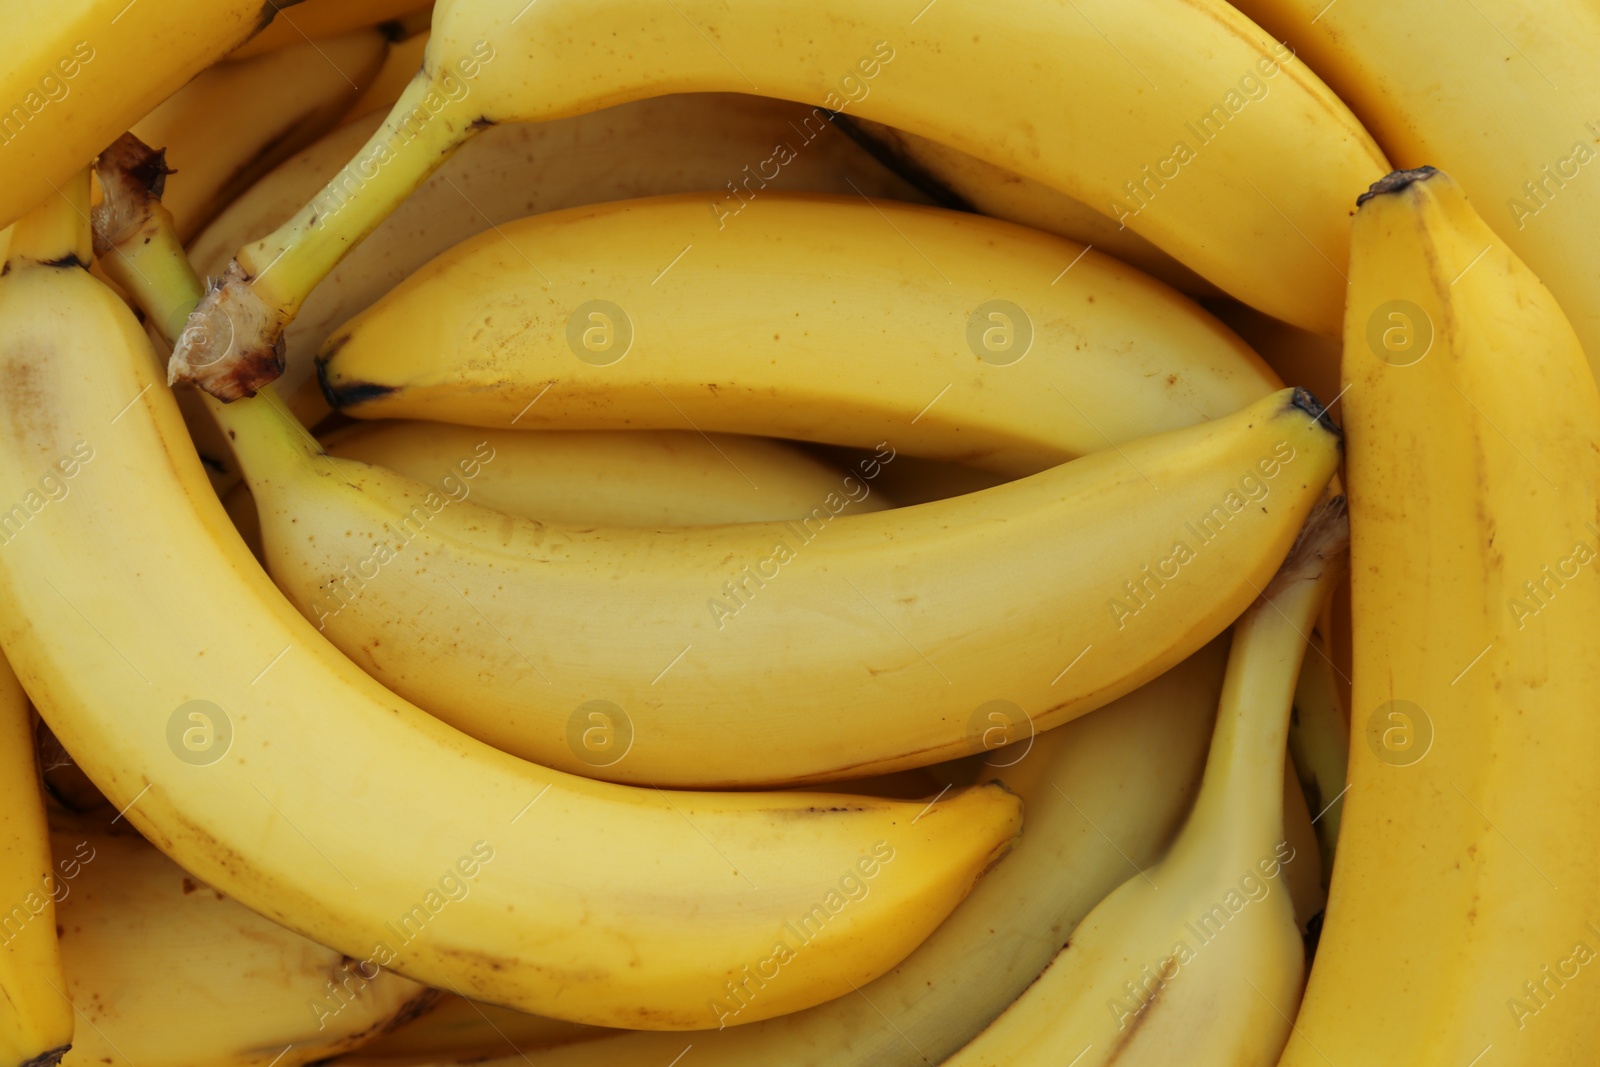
[[344, 639, 1233, 1067], [131, 29, 390, 241], [1230, 0, 1600, 380], [834, 116, 1219, 297], [0, 0, 323, 230], [188, 93, 925, 419], [170, 0, 1389, 397], [343, 31, 430, 126], [1280, 170, 1600, 1064], [52, 822, 430, 1067], [0, 159, 1020, 1030], [316, 422, 892, 525], [0, 653, 72, 1067], [227, 0, 432, 61], [944, 498, 1346, 1067], [1285, 627, 1347, 885], [317, 193, 1280, 476]]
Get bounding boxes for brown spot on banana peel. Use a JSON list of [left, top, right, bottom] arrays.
[[1356, 166, 1441, 207]]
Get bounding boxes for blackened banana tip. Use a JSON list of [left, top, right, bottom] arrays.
[[1290, 387, 1342, 440], [1356, 166, 1440, 207]]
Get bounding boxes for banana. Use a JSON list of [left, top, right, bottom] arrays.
[[0, 652, 72, 1067], [1279, 169, 1600, 1064], [316, 193, 1280, 477], [0, 0, 330, 230], [943, 497, 1346, 1067], [188, 93, 926, 423], [315, 422, 893, 525], [51, 821, 430, 1067], [227, 0, 432, 61], [834, 116, 1219, 297], [1228, 0, 1600, 380], [130, 30, 390, 241], [347, 995, 599, 1062], [1285, 626, 1347, 886], [0, 160, 1021, 1029], [343, 638, 1234, 1067], [343, 31, 430, 126], [170, 0, 1389, 397]]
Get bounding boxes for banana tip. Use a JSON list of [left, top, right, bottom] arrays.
[[1288, 388, 1341, 442], [1356, 166, 1440, 207]]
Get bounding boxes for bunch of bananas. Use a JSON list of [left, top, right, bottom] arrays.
[[1, 0, 1597, 1064]]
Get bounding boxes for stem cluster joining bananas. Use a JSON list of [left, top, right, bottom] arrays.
[[169, 0, 1388, 397], [51, 821, 431, 1067], [0, 176, 1021, 1029], [315, 192, 1279, 476], [1281, 169, 1600, 1064], [943, 497, 1347, 1067]]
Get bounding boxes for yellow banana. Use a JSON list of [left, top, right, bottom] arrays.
[[834, 116, 1220, 297], [52, 821, 429, 1067], [170, 0, 1389, 397], [0, 151, 1020, 1031], [1285, 627, 1348, 886], [343, 31, 430, 126], [0, 0, 326, 230], [316, 421, 893, 525], [130, 30, 390, 241], [1230, 0, 1600, 377], [188, 93, 925, 424], [343, 639, 1233, 1067], [316, 193, 1280, 477], [0, 652, 72, 1067], [347, 995, 598, 1062], [227, 0, 432, 61], [1280, 169, 1600, 1065], [943, 497, 1346, 1067]]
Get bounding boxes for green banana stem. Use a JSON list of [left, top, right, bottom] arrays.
[[1166, 496, 1349, 871], [90, 133, 324, 478], [168, 70, 483, 400]]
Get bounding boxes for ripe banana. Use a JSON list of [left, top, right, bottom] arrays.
[[0, 174, 1021, 1028], [943, 497, 1346, 1067], [348, 638, 1233, 1067], [1229, 0, 1600, 380], [1280, 170, 1600, 1064], [834, 115, 1219, 297], [343, 31, 430, 126], [170, 0, 1389, 397], [131, 29, 390, 241], [51, 821, 430, 1067], [188, 93, 925, 421], [316, 422, 893, 525], [227, 0, 432, 61], [0, 0, 322, 230], [316, 193, 1280, 477], [0, 653, 72, 1067], [1286, 626, 1348, 885]]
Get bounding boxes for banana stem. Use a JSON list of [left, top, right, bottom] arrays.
[[169, 70, 483, 400], [90, 135, 323, 478], [5, 169, 91, 266], [1169, 497, 1349, 868]]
